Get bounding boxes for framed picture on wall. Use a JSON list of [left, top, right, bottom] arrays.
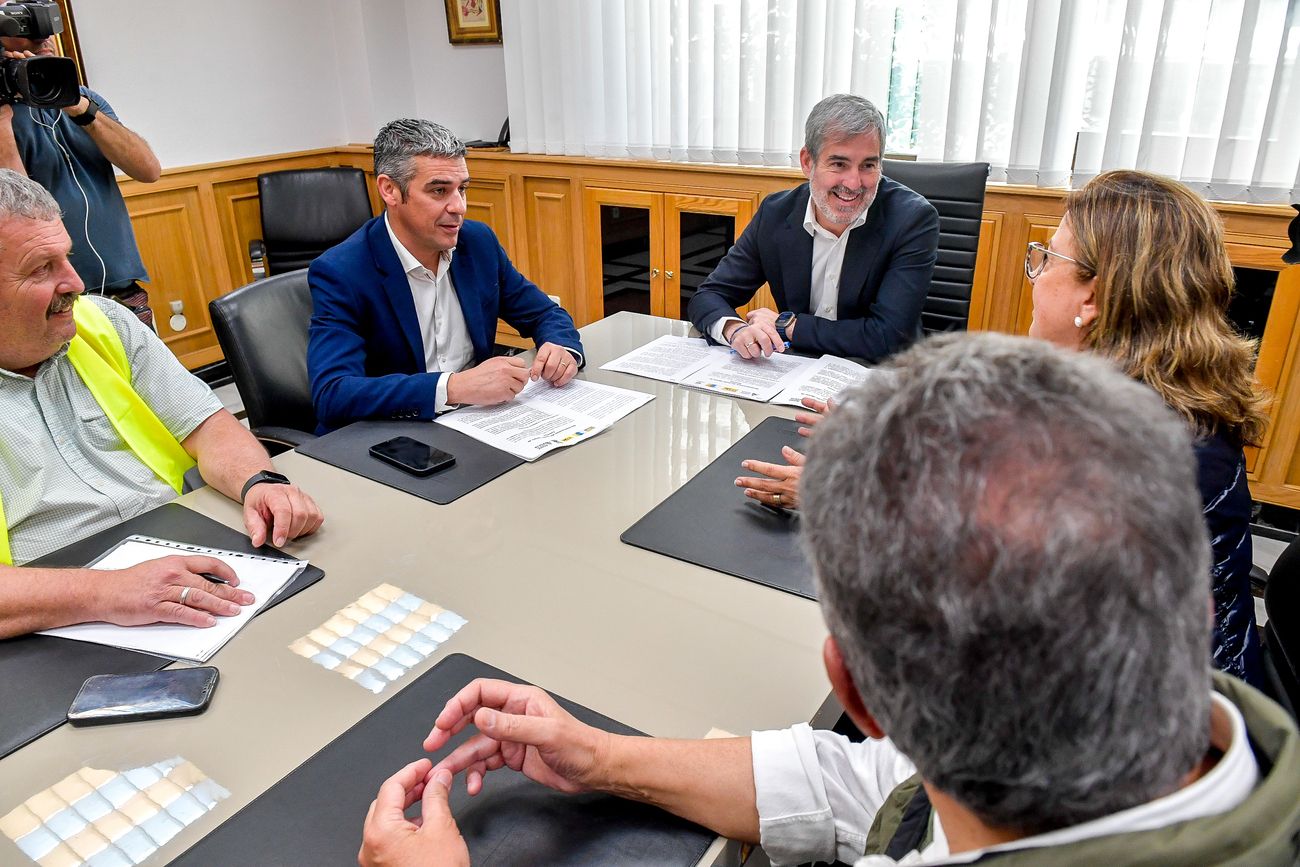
[[443, 0, 502, 45]]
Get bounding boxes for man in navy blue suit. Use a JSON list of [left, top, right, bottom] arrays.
[[687, 94, 939, 363], [308, 119, 584, 433]]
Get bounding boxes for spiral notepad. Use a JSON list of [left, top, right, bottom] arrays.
[[37, 535, 308, 662]]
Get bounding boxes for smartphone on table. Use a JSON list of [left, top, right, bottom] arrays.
[[369, 436, 455, 476], [67, 667, 219, 726]]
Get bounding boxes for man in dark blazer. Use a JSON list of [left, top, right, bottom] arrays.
[[308, 119, 583, 433], [688, 94, 939, 362]]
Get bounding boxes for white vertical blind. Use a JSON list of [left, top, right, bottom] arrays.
[[501, 0, 1300, 202]]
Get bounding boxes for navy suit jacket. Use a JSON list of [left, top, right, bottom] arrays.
[[308, 216, 582, 432], [687, 178, 939, 361]]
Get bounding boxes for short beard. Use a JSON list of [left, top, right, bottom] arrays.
[[812, 185, 875, 227]]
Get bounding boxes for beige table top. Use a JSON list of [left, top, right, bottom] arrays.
[[0, 312, 832, 865]]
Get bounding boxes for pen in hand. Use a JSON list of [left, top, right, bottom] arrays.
[[200, 572, 231, 586]]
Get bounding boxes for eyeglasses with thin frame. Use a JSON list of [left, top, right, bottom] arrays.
[[1024, 241, 1085, 281]]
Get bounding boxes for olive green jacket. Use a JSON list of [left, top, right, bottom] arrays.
[[865, 674, 1300, 865]]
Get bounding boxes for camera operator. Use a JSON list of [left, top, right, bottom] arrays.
[[0, 1, 161, 327]]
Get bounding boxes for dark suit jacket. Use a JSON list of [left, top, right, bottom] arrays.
[[308, 216, 582, 432], [687, 178, 939, 361]]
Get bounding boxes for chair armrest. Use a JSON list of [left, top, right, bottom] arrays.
[[252, 425, 317, 455], [248, 239, 267, 281]]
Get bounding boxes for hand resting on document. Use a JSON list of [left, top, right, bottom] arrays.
[[0, 554, 252, 639]]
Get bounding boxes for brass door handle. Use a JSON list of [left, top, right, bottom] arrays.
[[650, 268, 660, 278], [665, 270, 675, 280]]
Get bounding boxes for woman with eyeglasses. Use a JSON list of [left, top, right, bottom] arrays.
[[1026, 169, 1268, 687]]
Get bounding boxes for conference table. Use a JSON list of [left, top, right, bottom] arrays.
[[0, 312, 836, 866]]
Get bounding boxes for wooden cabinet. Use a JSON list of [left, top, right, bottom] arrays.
[[581, 188, 755, 322]]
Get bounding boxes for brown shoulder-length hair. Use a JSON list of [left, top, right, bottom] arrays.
[[1065, 170, 1268, 446]]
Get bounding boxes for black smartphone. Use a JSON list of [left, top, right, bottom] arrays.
[[369, 436, 456, 476], [67, 667, 219, 726]]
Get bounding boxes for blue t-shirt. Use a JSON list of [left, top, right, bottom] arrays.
[[8, 86, 148, 291]]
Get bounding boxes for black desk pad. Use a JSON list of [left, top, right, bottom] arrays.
[[296, 420, 524, 505], [622, 416, 815, 599], [0, 503, 325, 759], [172, 653, 715, 866]]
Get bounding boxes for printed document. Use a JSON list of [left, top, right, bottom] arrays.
[[602, 335, 873, 405], [599, 335, 724, 382], [39, 536, 306, 662], [679, 350, 819, 402], [771, 355, 875, 407], [435, 378, 653, 461]]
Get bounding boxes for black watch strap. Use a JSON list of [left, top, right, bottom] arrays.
[[241, 470, 290, 501], [70, 97, 98, 127]]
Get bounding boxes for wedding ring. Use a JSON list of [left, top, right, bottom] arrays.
[[561, 359, 570, 367], [773, 493, 783, 504], [179, 586, 193, 606], [747, 341, 756, 348]]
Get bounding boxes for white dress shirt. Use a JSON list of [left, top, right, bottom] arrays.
[[386, 214, 475, 412], [751, 692, 1258, 866], [710, 195, 870, 345]]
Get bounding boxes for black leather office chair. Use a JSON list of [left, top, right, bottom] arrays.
[[1262, 535, 1300, 719], [209, 269, 317, 454], [883, 160, 990, 334], [249, 167, 373, 278]]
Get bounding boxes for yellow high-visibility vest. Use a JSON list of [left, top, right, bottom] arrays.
[[0, 300, 195, 565]]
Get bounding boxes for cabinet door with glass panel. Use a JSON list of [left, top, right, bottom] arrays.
[[583, 187, 755, 322]]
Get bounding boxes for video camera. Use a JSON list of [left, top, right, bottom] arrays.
[[0, 2, 79, 108]]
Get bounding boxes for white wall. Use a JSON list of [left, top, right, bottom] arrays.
[[71, 0, 509, 169], [406, 1, 509, 144]]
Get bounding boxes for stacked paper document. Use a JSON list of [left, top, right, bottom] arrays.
[[435, 377, 653, 461], [601, 334, 876, 405]]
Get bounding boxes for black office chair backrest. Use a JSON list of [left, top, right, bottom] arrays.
[[883, 160, 990, 335], [1263, 535, 1300, 717], [257, 167, 373, 275], [209, 269, 317, 439]]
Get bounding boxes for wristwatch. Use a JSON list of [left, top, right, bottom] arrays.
[[240, 470, 291, 502], [70, 96, 98, 127], [775, 311, 797, 342]]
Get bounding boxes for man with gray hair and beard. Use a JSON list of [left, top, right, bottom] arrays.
[[359, 333, 1300, 866], [688, 93, 939, 363], [0, 170, 323, 639]]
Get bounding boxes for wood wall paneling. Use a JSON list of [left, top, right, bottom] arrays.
[[966, 212, 1003, 331], [125, 188, 223, 368], [466, 174, 513, 254], [212, 178, 263, 290], [1012, 216, 1064, 336]]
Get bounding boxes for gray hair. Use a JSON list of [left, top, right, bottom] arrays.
[[0, 169, 60, 223], [373, 118, 467, 196], [801, 333, 1211, 835], [805, 94, 886, 160]]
